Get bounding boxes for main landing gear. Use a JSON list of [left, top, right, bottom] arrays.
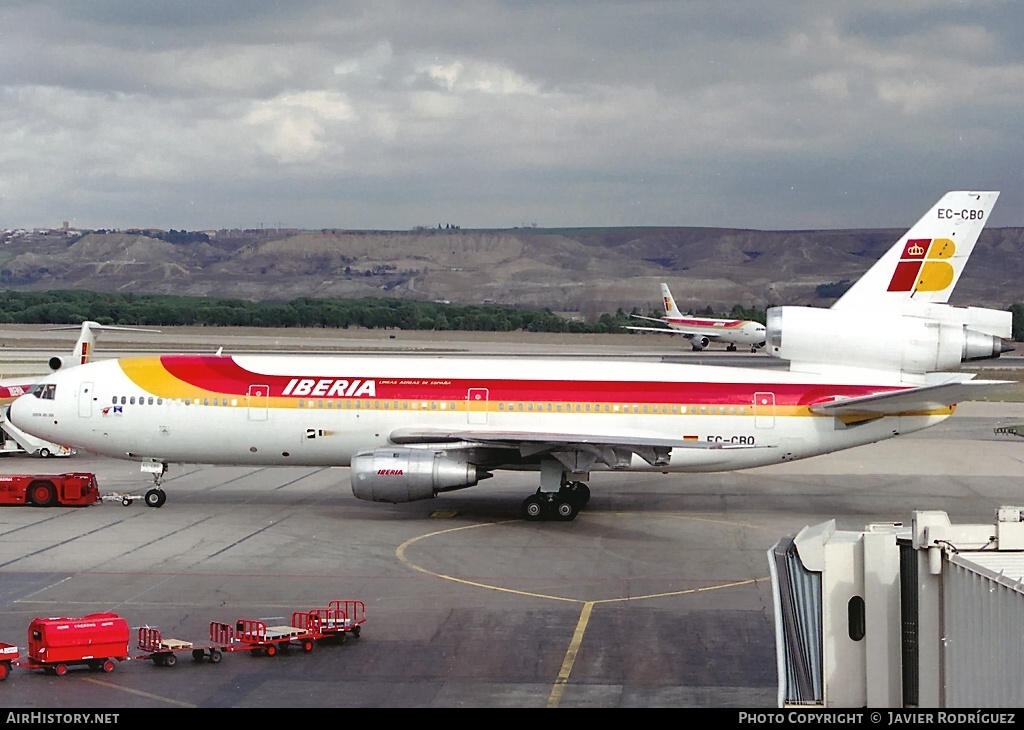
[[520, 481, 591, 522], [521, 459, 592, 522]]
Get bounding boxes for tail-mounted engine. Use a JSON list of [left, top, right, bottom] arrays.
[[350, 447, 491, 503], [766, 303, 1013, 372]]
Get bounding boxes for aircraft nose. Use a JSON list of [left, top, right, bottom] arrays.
[[8, 395, 29, 430]]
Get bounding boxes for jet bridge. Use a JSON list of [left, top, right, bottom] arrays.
[[769, 507, 1024, 708]]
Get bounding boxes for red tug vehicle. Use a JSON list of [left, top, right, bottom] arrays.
[[0, 473, 100, 507]]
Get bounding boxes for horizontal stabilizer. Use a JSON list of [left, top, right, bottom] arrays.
[[808, 379, 1012, 417], [43, 323, 162, 333]]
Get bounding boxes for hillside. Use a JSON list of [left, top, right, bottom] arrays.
[[3, 225, 1023, 317]]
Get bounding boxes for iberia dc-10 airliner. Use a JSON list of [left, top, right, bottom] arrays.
[[9, 191, 1014, 521]]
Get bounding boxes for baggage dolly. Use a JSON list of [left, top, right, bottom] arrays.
[[210, 617, 316, 658], [306, 599, 366, 644], [135, 626, 222, 667]]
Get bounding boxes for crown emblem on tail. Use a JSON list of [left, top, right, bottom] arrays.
[[888, 238, 956, 294]]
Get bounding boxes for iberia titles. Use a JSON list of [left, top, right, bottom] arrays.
[[280, 378, 376, 398]]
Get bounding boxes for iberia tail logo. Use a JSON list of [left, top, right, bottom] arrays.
[[886, 238, 956, 293]]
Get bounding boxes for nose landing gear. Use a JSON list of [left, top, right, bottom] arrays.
[[142, 460, 168, 508]]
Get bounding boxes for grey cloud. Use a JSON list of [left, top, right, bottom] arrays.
[[0, 1, 1022, 231]]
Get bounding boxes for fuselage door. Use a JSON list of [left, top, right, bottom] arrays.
[[248, 384, 269, 421], [78, 381, 93, 418], [467, 388, 488, 424], [753, 391, 775, 429]]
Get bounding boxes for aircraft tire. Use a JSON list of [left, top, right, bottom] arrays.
[[145, 489, 167, 508], [564, 482, 590, 507], [521, 495, 546, 521], [554, 499, 578, 522], [576, 483, 591, 507]]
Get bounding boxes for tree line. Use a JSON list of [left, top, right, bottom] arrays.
[[0, 290, 1020, 341], [0, 290, 648, 334]]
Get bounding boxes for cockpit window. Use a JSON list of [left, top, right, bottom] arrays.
[[30, 383, 56, 400]]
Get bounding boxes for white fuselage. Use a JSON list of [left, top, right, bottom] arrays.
[[662, 317, 767, 347], [9, 354, 950, 474]]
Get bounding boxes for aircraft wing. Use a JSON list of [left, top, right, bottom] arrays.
[[390, 428, 753, 449], [808, 379, 1012, 418], [629, 314, 669, 324], [623, 325, 695, 338], [389, 426, 764, 470]]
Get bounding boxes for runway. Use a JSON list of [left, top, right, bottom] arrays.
[[1, 329, 1023, 708]]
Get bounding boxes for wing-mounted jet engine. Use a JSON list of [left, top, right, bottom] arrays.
[[350, 447, 492, 503]]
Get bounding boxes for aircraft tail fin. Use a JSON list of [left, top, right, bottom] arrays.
[[660, 283, 684, 319], [73, 321, 99, 366], [44, 321, 161, 371], [830, 191, 999, 311]]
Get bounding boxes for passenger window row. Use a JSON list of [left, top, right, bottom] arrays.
[[108, 395, 750, 415]]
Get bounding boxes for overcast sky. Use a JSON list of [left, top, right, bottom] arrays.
[[2, 1, 1022, 232]]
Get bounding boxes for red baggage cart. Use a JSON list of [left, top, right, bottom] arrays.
[[0, 642, 18, 680], [21, 612, 130, 676]]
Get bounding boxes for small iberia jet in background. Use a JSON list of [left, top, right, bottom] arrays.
[[625, 283, 767, 352]]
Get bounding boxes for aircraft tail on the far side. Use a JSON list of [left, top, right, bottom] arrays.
[[659, 283, 685, 319], [45, 321, 161, 371]]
